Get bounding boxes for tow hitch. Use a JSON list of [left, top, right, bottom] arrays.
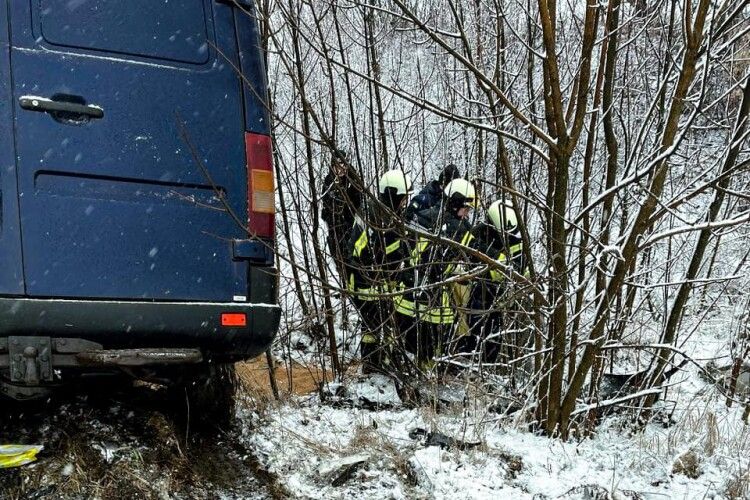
[[0, 337, 202, 400]]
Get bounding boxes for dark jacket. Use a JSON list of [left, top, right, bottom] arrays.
[[405, 180, 443, 220], [321, 166, 363, 235], [346, 207, 409, 299]]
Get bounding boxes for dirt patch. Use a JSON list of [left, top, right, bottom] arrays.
[[0, 359, 337, 498], [237, 357, 333, 400], [0, 383, 279, 499]]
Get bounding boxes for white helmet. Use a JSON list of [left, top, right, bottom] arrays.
[[378, 169, 412, 195], [487, 199, 519, 233], [443, 178, 477, 208]]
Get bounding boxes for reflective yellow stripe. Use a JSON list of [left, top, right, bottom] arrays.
[[399, 231, 472, 322], [452, 283, 470, 336], [348, 272, 381, 300], [0, 445, 43, 468], [393, 289, 454, 324], [385, 240, 400, 255], [410, 237, 430, 266], [444, 231, 474, 275], [490, 252, 508, 282], [351, 286, 383, 301], [346, 273, 384, 301], [490, 243, 523, 282], [393, 294, 415, 315], [353, 229, 368, 258]]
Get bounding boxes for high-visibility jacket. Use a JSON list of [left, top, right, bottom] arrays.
[[346, 208, 408, 301], [471, 223, 527, 281], [394, 206, 474, 324], [469, 223, 528, 309]]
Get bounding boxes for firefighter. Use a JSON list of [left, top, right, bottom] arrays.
[[347, 169, 412, 373], [405, 164, 461, 220], [321, 150, 363, 280], [394, 178, 477, 371], [465, 198, 528, 364]]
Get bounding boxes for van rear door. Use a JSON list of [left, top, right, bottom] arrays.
[[0, 4, 24, 295], [9, 0, 250, 301]]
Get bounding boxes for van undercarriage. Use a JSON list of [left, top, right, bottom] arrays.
[[0, 297, 280, 401]]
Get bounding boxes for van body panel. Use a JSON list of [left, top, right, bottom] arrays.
[[234, 7, 271, 135], [9, 0, 250, 301], [39, 0, 211, 65], [0, 5, 24, 295], [0, 0, 278, 383]]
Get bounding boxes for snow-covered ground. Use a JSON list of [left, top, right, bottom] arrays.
[[242, 307, 750, 500], [243, 382, 748, 499]]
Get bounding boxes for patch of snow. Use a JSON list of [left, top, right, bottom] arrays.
[[244, 368, 749, 499]]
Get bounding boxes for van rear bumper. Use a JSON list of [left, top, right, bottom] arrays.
[[0, 297, 280, 361]]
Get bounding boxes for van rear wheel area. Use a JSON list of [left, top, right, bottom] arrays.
[[167, 363, 238, 431]]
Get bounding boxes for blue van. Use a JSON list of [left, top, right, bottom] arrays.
[[0, 0, 279, 413]]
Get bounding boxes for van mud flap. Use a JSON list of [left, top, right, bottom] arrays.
[[0, 337, 202, 400]]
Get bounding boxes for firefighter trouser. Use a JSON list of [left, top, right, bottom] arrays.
[[466, 289, 505, 364], [395, 312, 453, 370], [351, 296, 392, 370], [326, 222, 351, 282], [393, 288, 455, 370]]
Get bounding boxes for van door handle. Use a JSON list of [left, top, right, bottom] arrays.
[[19, 96, 104, 120]]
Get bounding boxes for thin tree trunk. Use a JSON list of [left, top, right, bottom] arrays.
[[641, 72, 750, 416], [560, 0, 712, 436], [288, 0, 341, 376], [364, 1, 389, 171]]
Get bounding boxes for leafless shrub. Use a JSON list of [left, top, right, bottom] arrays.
[[725, 469, 750, 499], [250, 0, 750, 439]]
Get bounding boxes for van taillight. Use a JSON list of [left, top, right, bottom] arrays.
[[245, 132, 275, 238], [221, 313, 247, 327]]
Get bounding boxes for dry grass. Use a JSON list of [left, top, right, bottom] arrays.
[[725, 469, 750, 499], [633, 383, 750, 496], [672, 449, 701, 479]]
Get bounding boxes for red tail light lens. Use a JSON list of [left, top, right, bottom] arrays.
[[245, 132, 275, 238], [221, 313, 247, 327]]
